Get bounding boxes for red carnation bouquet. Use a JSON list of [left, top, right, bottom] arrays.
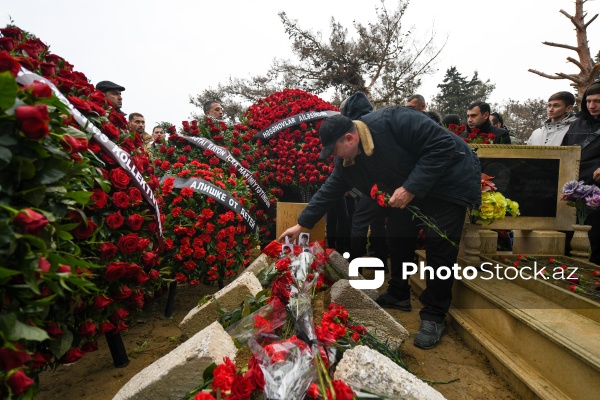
[[448, 124, 495, 144]]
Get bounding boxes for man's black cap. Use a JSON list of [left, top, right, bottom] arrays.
[[318, 114, 355, 160], [96, 80, 125, 93]]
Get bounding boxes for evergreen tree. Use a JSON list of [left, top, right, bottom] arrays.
[[431, 66, 495, 118]]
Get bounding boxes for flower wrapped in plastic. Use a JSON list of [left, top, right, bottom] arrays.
[[249, 336, 316, 400], [226, 298, 287, 345]]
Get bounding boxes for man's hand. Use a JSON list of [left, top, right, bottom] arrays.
[[594, 167, 600, 183], [277, 224, 303, 243], [388, 187, 415, 209]]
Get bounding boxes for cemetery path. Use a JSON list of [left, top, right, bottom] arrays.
[[36, 283, 521, 400]]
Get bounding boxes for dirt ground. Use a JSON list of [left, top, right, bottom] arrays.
[[36, 278, 521, 400]]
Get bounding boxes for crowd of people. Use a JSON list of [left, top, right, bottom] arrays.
[[96, 75, 599, 350], [279, 83, 600, 350], [95, 79, 225, 151]]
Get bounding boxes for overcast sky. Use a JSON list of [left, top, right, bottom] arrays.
[[3, 0, 599, 127]]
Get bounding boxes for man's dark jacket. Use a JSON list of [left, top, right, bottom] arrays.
[[464, 119, 511, 144], [298, 107, 481, 228], [562, 85, 600, 185]]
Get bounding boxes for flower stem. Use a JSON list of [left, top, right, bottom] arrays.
[[407, 205, 458, 249]]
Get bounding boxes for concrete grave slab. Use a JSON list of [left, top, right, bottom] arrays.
[[180, 272, 262, 337], [112, 321, 236, 400], [335, 345, 446, 400]]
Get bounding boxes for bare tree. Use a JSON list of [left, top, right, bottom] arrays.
[[500, 98, 547, 143], [190, 0, 445, 118], [275, 0, 445, 108], [528, 0, 599, 105]]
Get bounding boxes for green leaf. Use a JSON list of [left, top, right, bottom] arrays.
[[37, 166, 66, 185], [0, 132, 18, 147], [17, 185, 47, 207], [0, 71, 17, 110], [241, 299, 251, 318], [0, 266, 20, 279], [0, 313, 17, 337], [49, 329, 73, 359], [0, 146, 11, 169], [57, 229, 73, 240], [9, 319, 50, 342], [63, 191, 92, 205], [13, 156, 37, 181], [202, 362, 217, 382]]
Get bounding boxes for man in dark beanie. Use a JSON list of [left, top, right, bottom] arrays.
[[279, 107, 481, 349], [562, 81, 600, 265]]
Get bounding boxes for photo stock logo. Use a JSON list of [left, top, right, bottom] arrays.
[[345, 252, 385, 290]]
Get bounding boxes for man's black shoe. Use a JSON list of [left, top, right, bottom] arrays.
[[374, 292, 411, 311], [413, 320, 446, 349]]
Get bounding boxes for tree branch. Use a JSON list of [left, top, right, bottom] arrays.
[[528, 69, 564, 79], [556, 72, 584, 84], [588, 63, 600, 80], [542, 41, 579, 52], [567, 56, 585, 71], [585, 13, 598, 28]]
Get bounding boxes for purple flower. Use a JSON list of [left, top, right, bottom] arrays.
[[561, 180, 580, 197], [586, 193, 600, 209], [574, 183, 594, 199]]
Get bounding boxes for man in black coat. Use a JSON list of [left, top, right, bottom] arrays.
[[562, 81, 600, 265], [279, 108, 481, 349], [465, 101, 511, 144]]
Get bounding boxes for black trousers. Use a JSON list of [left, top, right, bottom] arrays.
[[350, 194, 388, 263], [386, 198, 466, 323], [326, 196, 351, 254]]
